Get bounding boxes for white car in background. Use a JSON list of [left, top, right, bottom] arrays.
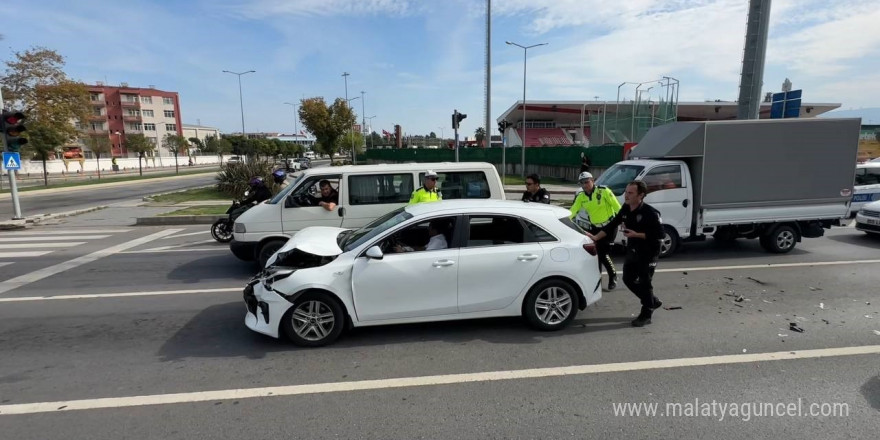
[[243, 200, 603, 346], [854, 200, 880, 235]]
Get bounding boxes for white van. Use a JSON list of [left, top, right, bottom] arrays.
[[231, 162, 505, 266], [850, 162, 880, 216]]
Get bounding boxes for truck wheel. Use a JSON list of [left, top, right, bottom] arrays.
[[658, 226, 679, 259], [762, 225, 798, 254], [258, 240, 286, 268]]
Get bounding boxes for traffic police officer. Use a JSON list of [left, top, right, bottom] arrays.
[[409, 170, 442, 204], [587, 180, 663, 327], [570, 171, 621, 289]]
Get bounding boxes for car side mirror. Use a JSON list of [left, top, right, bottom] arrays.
[[365, 246, 384, 260]]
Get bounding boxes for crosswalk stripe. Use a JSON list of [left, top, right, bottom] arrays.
[[0, 242, 86, 249], [0, 251, 54, 258], [0, 262, 12, 268], [1, 229, 130, 235], [0, 236, 109, 242]]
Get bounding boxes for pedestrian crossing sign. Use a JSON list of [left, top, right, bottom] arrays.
[[2, 152, 21, 170]]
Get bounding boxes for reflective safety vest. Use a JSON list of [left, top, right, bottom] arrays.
[[409, 187, 442, 204], [569, 185, 620, 227]]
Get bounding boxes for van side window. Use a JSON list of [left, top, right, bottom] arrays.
[[348, 173, 414, 205], [642, 165, 683, 193], [418, 171, 490, 200]]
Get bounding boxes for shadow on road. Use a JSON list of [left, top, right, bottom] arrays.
[[165, 254, 257, 284], [860, 375, 880, 411], [826, 232, 880, 249], [157, 301, 632, 361]]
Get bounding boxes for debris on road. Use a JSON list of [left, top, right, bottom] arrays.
[[789, 323, 805, 333], [778, 334, 788, 337], [735, 295, 745, 302], [819, 303, 825, 309], [682, 271, 688, 275], [664, 306, 683, 310], [809, 286, 822, 291], [747, 277, 766, 285], [873, 330, 880, 336], [822, 319, 830, 325]]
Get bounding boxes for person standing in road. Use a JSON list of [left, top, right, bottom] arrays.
[[409, 170, 442, 204], [522, 173, 551, 203], [586, 180, 663, 327], [570, 171, 621, 290]]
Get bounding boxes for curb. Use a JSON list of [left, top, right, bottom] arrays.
[[0, 206, 108, 229], [136, 215, 225, 226]]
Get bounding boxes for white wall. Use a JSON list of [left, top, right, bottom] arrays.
[[10, 154, 233, 175]]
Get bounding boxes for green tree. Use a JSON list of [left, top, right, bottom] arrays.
[[298, 97, 355, 159], [1, 47, 90, 160], [27, 122, 67, 186], [163, 133, 189, 174], [126, 133, 155, 176], [369, 131, 382, 149], [81, 134, 111, 179], [474, 127, 486, 148], [338, 131, 365, 157], [203, 135, 232, 165]]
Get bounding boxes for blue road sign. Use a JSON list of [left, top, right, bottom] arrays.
[[2, 152, 21, 170]]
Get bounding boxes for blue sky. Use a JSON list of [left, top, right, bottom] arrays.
[[4, 0, 880, 136]]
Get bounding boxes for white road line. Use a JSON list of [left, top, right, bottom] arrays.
[[1, 344, 878, 416], [0, 262, 13, 268], [0, 235, 109, 242], [656, 259, 880, 273], [0, 242, 85, 249], [127, 239, 218, 252], [1, 229, 129, 235], [0, 251, 54, 258], [0, 287, 240, 303], [161, 231, 210, 240], [0, 229, 183, 295], [119, 248, 227, 254]]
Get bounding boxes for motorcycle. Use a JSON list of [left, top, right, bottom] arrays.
[[211, 190, 250, 243]]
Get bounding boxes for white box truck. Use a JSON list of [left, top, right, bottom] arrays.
[[594, 118, 860, 257]]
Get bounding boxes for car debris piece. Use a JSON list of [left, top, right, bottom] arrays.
[[747, 277, 766, 285], [789, 323, 805, 333]]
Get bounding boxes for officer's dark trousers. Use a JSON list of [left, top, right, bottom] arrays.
[[589, 226, 616, 278], [622, 248, 660, 312]]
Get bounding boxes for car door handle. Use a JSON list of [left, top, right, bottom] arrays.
[[432, 260, 455, 268], [517, 254, 539, 261], [338, 207, 345, 217]]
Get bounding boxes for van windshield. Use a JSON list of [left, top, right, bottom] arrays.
[[595, 164, 645, 196], [268, 174, 304, 204]]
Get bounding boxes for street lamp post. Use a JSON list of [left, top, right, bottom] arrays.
[[283, 102, 299, 150], [222, 70, 255, 136], [342, 72, 359, 164], [360, 91, 367, 162], [345, 96, 360, 161], [506, 41, 547, 178]]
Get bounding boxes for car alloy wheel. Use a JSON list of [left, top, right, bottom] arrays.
[[291, 300, 336, 342], [534, 286, 573, 325]]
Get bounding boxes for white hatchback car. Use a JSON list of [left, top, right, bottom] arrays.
[[243, 200, 603, 346]]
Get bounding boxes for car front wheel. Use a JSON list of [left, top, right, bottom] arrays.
[[282, 292, 345, 347], [523, 280, 579, 331]]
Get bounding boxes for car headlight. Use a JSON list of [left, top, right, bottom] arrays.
[[234, 223, 246, 233]]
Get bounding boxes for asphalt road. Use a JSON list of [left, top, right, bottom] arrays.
[[0, 220, 878, 439], [0, 172, 218, 219]]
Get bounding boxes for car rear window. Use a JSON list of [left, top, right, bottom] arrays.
[[559, 216, 586, 234]]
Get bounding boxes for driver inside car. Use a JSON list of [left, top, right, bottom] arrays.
[[308, 179, 339, 211], [394, 219, 451, 253]]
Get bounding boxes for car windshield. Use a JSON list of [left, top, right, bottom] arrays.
[[595, 164, 645, 196], [268, 174, 304, 204], [340, 207, 413, 252]]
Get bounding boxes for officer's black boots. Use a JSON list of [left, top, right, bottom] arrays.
[[607, 274, 617, 290], [631, 307, 653, 327]]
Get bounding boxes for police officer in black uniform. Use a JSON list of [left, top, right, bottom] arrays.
[[521, 173, 551, 203], [587, 180, 663, 327]]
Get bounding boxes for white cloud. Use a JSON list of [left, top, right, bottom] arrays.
[[224, 0, 418, 19]]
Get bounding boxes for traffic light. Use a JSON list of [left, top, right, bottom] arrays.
[[452, 110, 467, 130], [1, 111, 28, 152]]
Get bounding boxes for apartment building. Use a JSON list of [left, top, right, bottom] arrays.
[[82, 83, 183, 157]]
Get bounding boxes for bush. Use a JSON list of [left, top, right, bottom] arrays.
[[215, 158, 275, 197]]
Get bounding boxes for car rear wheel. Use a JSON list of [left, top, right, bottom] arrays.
[[523, 279, 579, 331], [282, 292, 345, 347]]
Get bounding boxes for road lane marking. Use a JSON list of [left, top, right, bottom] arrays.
[[0, 235, 110, 242], [122, 239, 219, 253], [1, 229, 129, 235], [0, 242, 85, 249], [1, 344, 878, 415], [119, 248, 227, 254], [0, 287, 240, 302], [0, 251, 53, 258], [0, 262, 13, 268], [0, 229, 183, 295], [656, 259, 880, 273], [160, 231, 210, 240]]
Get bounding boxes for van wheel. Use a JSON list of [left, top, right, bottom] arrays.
[[658, 226, 679, 258], [762, 225, 798, 254], [258, 240, 286, 268]]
